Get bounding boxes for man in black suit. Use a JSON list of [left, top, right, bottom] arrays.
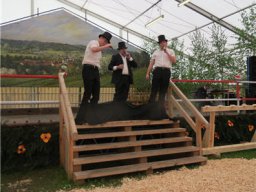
[[108, 42, 138, 102]]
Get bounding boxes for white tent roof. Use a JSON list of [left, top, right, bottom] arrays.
[[1, 0, 255, 48]]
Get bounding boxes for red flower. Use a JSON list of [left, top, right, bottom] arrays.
[[17, 144, 26, 154], [227, 120, 234, 127], [248, 124, 254, 132]]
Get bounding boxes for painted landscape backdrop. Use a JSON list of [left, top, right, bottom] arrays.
[[1, 10, 150, 87]]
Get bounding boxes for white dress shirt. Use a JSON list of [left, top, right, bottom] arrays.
[[151, 48, 175, 68], [82, 40, 101, 68]]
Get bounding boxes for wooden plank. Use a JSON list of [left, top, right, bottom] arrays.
[[202, 104, 256, 112], [195, 118, 202, 155], [73, 156, 207, 180], [74, 128, 186, 140], [76, 119, 172, 129], [73, 146, 199, 165], [203, 142, 256, 155], [73, 137, 192, 152]]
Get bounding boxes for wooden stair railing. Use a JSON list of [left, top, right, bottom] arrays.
[[167, 81, 210, 150], [58, 72, 78, 180]]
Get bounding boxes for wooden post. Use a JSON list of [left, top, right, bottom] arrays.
[[195, 118, 202, 155], [124, 126, 147, 164], [208, 112, 216, 147], [203, 112, 216, 147], [59, 98, 65, 166]]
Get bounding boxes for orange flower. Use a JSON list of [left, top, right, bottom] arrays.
[[227, 120, 234, 127], [248, 124, 255, 132], [214, 132, 220, 140], [40, 133, 52, 143], [17, 144, 26, 154]]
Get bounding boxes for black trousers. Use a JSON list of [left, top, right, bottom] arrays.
[[81, 64, 100, 104], [75, 64, 100, 124], [149, 67, 171, 105], [113, 75, 130, 102]]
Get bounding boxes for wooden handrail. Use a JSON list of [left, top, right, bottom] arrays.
[[58, 73, 77, 135], [169, 81, 209, 129], [168, 81, 210, 151], [58, 72, 77, 180], [170, 95, 196, 131]]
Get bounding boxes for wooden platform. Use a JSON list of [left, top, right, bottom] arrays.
[[71, 119, 207, 181]]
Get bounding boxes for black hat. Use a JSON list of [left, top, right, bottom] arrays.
[[99, 31, 112, 43], [117, 41, 127, 50], [158, 35, 168, 43]]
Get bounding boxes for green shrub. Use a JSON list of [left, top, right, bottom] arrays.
[[180, 112, 256, 145], [1, 124, 59, 172]]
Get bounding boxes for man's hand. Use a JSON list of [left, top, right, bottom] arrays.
[[146, 73, 150, 80], [163, 47, 168, 54], [126, 52, 131, 59], [117, 64, 124, 69]]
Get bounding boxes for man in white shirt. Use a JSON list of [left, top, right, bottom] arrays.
[[146, 35, 176, 105], [80, 31, 112, 104], [75, 31, 112, 124], [108, 41, 138, 102]]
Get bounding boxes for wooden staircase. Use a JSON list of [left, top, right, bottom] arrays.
[[72, 119, 207, 181]]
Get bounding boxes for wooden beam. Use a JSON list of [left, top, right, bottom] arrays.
[[77, 119, 172, 129], [202, 104, 256, 112], [203, 142, 256, 155]]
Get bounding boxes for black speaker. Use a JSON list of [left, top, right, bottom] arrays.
[[246, 56, 256, 104], [247, 56, 256, 81]]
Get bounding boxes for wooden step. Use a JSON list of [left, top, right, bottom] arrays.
[[74, 128, 186, 141], [73, 136, 192, 152], [76, 119, 173, 129], [73, 156, 207, 180], [73, 146, 199, 165]]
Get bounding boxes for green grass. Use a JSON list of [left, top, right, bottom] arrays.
[[220, 149, 256, 159], [1, 149, 255, 192], [1, 166, 145, 192], [1, 166, 77, 192]]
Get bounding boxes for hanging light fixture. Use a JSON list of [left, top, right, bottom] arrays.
[[145, 15, 164, 27], [178, 0, 192, 7]]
